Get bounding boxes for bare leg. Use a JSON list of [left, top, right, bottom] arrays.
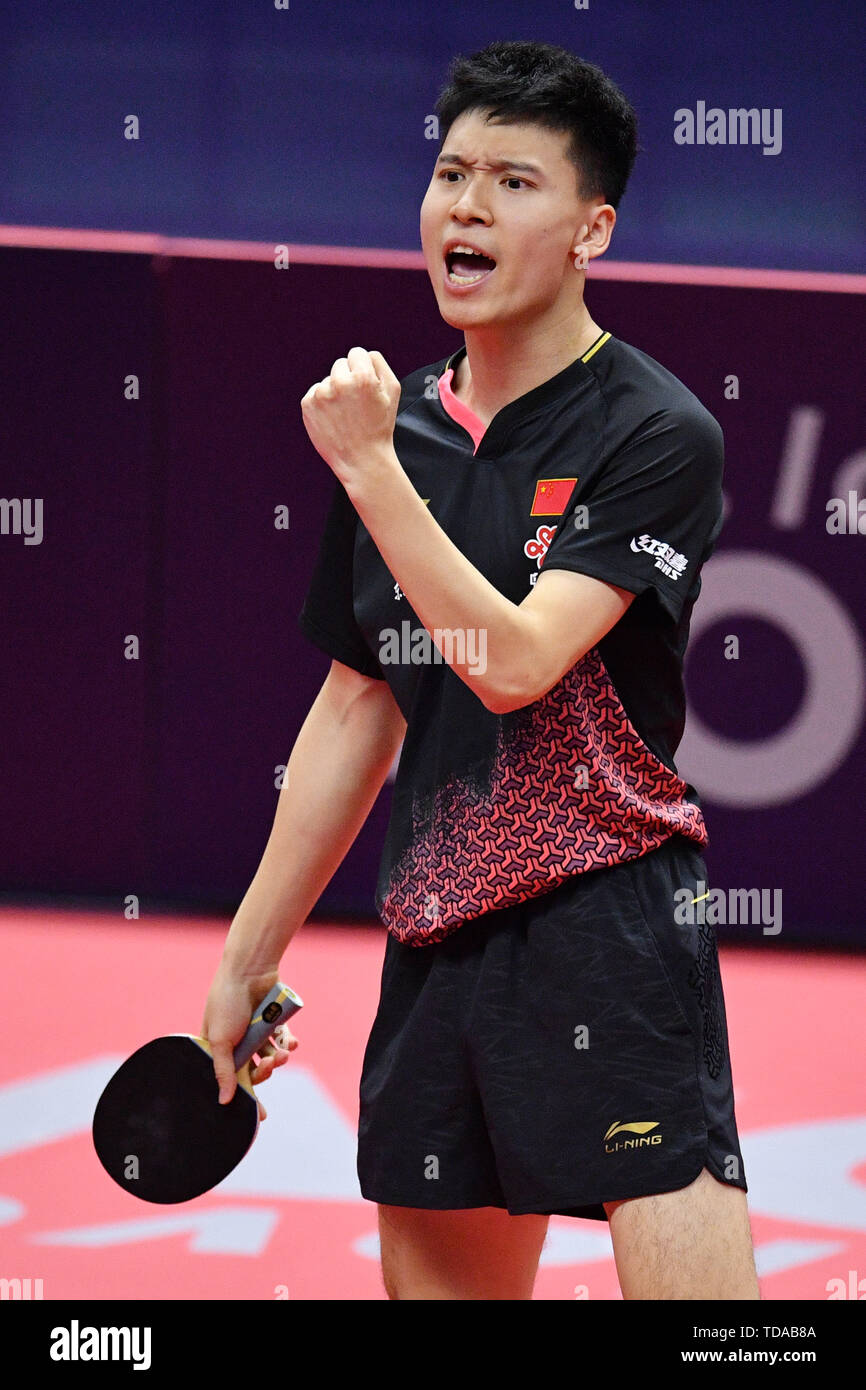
[[377, 1204, 550, 1300], [604, 1166, 760, 1299]]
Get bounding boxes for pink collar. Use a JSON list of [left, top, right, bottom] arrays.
[[437, 361, 486, 454]]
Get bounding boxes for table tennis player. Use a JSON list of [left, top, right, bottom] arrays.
[[201, 38, 759, 1301]]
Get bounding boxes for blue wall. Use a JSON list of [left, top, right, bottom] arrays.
[[0, 0, 862, 271]]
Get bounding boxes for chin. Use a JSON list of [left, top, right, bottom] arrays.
[[437, 304, 480, 329], [433, 292, 498, 329]]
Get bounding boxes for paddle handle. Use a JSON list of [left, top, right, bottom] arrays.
[[232, 982, 304, 1070]]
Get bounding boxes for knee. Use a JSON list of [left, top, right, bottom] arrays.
[[378, 1207, 406, 1299], [381, 1255, 401, 1301], [603, 1195, 631, 1219]]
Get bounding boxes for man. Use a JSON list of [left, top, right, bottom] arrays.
[[203, 39, 759, 1301]]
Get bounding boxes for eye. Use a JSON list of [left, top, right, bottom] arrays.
[[436, 171, 532, 189]]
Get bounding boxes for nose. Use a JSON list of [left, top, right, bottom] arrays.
[[449, 176, 493, 224]]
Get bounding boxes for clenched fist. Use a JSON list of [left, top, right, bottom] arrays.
[[300, 346, 402, 489]]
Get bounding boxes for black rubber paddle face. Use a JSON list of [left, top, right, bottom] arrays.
[[92, 1036, 258, 1204]]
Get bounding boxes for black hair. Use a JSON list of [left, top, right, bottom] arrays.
[[434, 40, 639, 209]]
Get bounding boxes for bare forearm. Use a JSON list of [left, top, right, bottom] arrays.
[[346, 449, 530, 712], [221, 679, 402, 974]]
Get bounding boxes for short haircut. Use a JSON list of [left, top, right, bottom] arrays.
[[434, 40, 639, 209]]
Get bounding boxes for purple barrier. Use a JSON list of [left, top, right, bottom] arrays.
[[604, 281, 866, 946], [1, 248, 863, 944]]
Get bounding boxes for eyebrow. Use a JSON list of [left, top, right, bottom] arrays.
[[435, 152, 544, 175]]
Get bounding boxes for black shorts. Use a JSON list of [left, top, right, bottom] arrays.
[[357, 833, 747, 1221]]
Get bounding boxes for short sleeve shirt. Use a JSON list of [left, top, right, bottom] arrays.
[[298, 330, 725, 946]]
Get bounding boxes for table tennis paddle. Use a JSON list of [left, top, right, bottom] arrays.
[[92, 981, 303, 1204]]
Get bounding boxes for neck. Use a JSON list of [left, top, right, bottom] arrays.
[[454, 301, 601, 424]]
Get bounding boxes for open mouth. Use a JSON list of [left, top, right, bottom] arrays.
[[444, 246, 497, 286]]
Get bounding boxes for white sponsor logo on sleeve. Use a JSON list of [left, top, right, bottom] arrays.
[[629, 533, 689, 581]]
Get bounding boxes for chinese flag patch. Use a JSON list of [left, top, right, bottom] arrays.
[[530, 477, 578, 516]]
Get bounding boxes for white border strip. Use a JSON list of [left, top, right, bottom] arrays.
[[0, 224, 864, 293]]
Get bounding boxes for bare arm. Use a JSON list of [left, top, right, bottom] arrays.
[[344, 449, 634, 714], [202, 658, 406, 1100], [223, 658, 406, 974]]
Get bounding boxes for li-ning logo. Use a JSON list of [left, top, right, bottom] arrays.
[[629, 534, 689, 582], [604, 1120, 663, 1154]]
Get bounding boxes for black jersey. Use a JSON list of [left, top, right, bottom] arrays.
[[298, 330, 725, 946]]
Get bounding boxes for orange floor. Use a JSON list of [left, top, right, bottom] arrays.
[[0, 906, 864, 1300]]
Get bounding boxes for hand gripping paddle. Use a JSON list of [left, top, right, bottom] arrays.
[[92, 982, 303, 1204]]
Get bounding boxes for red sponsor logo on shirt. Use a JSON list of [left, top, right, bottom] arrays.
[[524, 524, 558, 567]]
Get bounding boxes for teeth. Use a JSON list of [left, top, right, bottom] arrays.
[[446, 246, 494, 286]]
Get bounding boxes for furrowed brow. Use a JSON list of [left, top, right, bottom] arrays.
[[436, 153, 543, 175]]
